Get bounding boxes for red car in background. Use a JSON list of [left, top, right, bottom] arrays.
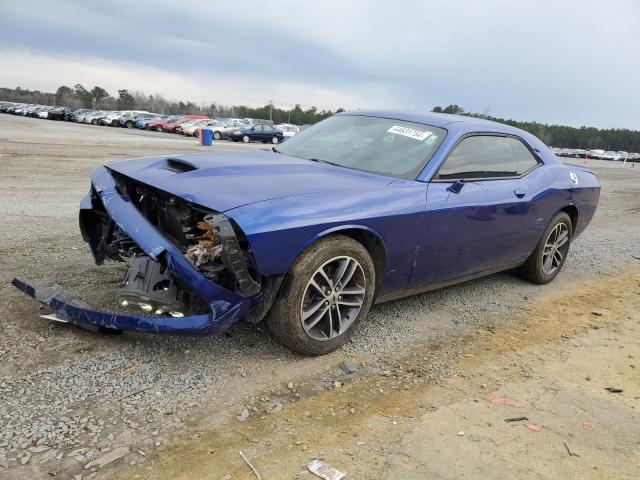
[[148, 115, 208, 133]]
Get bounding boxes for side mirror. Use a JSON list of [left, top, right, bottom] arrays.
[[446, 179, 466, 194]]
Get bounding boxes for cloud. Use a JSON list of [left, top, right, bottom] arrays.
[[0, 0, 639, 128], [0, 49, 394, 110]]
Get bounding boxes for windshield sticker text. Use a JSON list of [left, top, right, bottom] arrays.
[[387, 125, 433, 141]]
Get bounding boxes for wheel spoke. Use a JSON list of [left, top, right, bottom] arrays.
[[303, 298, 326, 321], [543, 253, 554, 273], [317, 268, 334, 289], [332, 258, 350, 286], [556, 230, 569, 247], [341, 286, 366, 296], [338, 297, 364, 308], [339, 260, 359, 288], [554, 250, 563, 264], [309, 278, 329, 298], [305, 305, 329, 330], [329, 308, 341, 338]]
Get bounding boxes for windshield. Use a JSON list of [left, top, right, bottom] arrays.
[[277, 115, 446, 180]]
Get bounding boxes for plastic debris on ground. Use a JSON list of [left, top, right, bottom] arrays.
[[524, 422, 542, 432], [483, 394, 521, 407], [307, 459, 347, 480]]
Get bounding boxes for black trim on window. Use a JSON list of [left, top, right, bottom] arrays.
[[430, 132, 543, 183]]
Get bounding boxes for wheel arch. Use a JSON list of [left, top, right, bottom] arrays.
[[558, 203, 579, 236], [299, 225, 387, 292]]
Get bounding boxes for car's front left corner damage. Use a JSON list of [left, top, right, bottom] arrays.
[[13, 165, 278, 336]]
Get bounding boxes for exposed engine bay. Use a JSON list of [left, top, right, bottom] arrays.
[[79, 169, 261, 317]]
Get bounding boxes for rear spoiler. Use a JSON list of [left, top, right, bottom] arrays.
[[563, 162, 594, 174]]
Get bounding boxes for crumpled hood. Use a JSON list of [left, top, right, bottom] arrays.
[[105, 150, 394, 212]]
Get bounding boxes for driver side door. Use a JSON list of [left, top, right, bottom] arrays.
[[409, 134, 541, 289]]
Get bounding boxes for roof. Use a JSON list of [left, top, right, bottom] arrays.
[[342, 109, 518, 131]]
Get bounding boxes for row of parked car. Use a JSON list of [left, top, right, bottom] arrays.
[[0, 101, 306, 145], [551, 147, 639, 161]]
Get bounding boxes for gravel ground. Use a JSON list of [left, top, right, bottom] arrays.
[[0, 114, 639, 477]]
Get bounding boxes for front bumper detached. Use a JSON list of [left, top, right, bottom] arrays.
[[12, 166, 258, 336]]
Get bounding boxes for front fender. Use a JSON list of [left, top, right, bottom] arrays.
[[226, 182, 427, 296]]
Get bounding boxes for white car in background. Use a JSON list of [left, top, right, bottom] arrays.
[[589, 149, 605, 159], [201, 119, 250, 140], [275, 123, 300, 138], [601, 151, 621, 161], [37, 108, 53, 119], [181, 118, 213, 136]]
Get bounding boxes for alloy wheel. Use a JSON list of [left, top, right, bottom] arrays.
[[542, 222, 569, 275], [300, 256, 366, 341]]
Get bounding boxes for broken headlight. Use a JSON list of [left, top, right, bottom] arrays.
[[109, 171, 261, 297]]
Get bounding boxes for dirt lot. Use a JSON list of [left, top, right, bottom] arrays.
[[1, 114, 639, 479]]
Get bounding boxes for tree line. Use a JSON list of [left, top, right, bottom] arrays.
[[2, 85, 638, 150], [432, 104, 640, 152], [0, 85, 341, 126]]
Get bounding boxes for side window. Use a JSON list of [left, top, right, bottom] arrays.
[[437, 136, 539, 180], [509, 137, 539, 174], [263, 125, 273, 132]]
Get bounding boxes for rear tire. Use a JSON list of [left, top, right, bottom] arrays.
[[518, 212, 572, 284], [213, 131, 222, 140], [267, 235, 375, 355], [125, 121, 133, 128], [242, 135, 250, 143], [155, 126, 162, 132]]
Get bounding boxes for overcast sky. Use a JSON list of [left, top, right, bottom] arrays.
[[0, 0, 638, 128]]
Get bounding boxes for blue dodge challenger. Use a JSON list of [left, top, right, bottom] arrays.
[[13, 111, 600, 355]]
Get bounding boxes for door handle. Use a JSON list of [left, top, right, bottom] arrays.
[[514, 189, 526, 198]]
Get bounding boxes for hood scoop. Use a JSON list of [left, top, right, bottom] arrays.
[[164, 158, 198, 173]]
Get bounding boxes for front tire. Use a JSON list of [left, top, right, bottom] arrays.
[[518, 212, 572, 284], [213, 131, 222, 140], [272, 136, 280, 144], [267, 235, 375, 355], [155, 126, 162, 132], [125, 121, 133, 129]]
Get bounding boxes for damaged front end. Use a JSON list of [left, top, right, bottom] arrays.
[[13, 165, 275, 335]]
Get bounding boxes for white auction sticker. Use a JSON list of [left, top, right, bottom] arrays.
[[387, 125, 432, 141]]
